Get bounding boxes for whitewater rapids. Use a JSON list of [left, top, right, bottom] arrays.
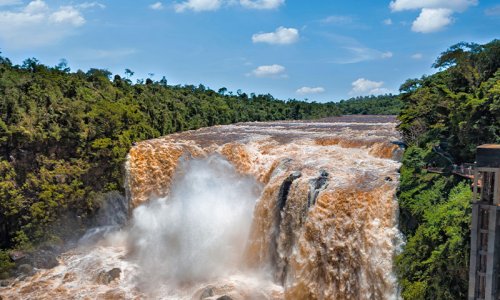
[[0, 115, 403, 299]]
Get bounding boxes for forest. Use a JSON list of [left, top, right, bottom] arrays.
[[0, 54, 400, 276], [396, 39, 500, 299]]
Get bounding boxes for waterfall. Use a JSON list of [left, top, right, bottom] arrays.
[[0, 116, 402, 300]]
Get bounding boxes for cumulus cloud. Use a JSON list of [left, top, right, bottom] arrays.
[[383, 18, 393, 25], [350, 78, 389, 96], [411, 53, 423, 59], [252, 27, 299, 45], [173, 0, 283, 12], [175, 0, 222, 12], [389, 0, 477, 33], [412, 8, 453, 33], [50, 6, 85, 26], [0, 0, 86, 49], [296, 86, 325, 95], [150, 2, 164, 10], [389, 0, 477, 12], [240, 0, 284, 10], [249, 64, 286, 78]]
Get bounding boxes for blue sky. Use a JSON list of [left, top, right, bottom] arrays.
[[0, 0, 498, 102]]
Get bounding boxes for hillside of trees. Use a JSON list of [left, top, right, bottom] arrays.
[[336, 94, 402, 115], [0, 55, 402, 275], [396, 39, 500, 299]]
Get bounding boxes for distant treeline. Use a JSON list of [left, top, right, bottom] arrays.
[[396, 39, 499, 299], [0, 54, 401, 273], [336, 94, 402, 115]]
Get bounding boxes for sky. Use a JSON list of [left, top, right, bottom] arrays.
[[0, 0, 498, 102]]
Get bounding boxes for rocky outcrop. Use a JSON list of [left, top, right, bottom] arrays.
[[96, 268, 121, 285]]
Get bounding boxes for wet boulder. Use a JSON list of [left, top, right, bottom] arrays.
[[32, 249, 59, 269], [18, 264, 33, 275], [96, 268, 121, 285], [0, 279, 13, 287], [200, 286, 215, 299]]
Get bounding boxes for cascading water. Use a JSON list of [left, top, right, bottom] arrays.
[[128, 155, 262, 295], [0, 115, 403, 300]]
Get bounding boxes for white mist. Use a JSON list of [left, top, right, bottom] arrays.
[[128, 155, 261, 288]]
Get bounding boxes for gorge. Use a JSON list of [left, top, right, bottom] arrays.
[[0, 115, 403, 299]]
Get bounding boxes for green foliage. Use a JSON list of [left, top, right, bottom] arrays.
[[397, 39, 500, 299], [335, 94, 403, 115], [398, 39, 500, 161], [0, 250, 14, 275], [397, 180, 472, 300]]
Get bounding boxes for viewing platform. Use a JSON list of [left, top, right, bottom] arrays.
[[424, 163, 475, 179]]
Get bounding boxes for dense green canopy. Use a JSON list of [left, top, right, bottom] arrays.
[[396, 39, 500, 299]]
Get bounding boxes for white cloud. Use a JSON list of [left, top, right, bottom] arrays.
[[50, 6, 85, 26], [173, 0, 284, 12], [175, 0, 222, 12], [389, 0, 477, 12], [252, 27, 299, 45], [25, 0, 48, 13], [78, 2, 105, 9], [383, 18, 393, 25], [412, 8, 453, 33], [350, 78, 389, 96], [296, 86, 325, 95], [0, 0, 86, 49], [411, 53, 423, 59], [150, 2, 164, 10], [249, 64, 286, 78], [381, 51, 393, 58], [389, 0, 477, 33], [240, 0, 284, 10]]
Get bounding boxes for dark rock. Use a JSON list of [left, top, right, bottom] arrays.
[[308, 169, 329, 207], [277, 171, 302, 211], [32, 250, 59, 269], [96, 268, 121, 285], [0, 279, 12, 287], [216, 296, 233, 300], [108, 268, 121, 281], [385, 176, 393, 182], [200, 286, 214, 299], [18, 264, 33, 275]]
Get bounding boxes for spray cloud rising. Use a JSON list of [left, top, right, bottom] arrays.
[[128, 155, 261, 288]]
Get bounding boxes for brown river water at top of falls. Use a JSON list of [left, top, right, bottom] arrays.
[[0, 115, 403, 300]]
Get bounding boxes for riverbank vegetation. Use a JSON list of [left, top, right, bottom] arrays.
[[396, 39, 500, 299]]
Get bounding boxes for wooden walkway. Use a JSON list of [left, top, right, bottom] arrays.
[[425, 163, 475, 179]]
